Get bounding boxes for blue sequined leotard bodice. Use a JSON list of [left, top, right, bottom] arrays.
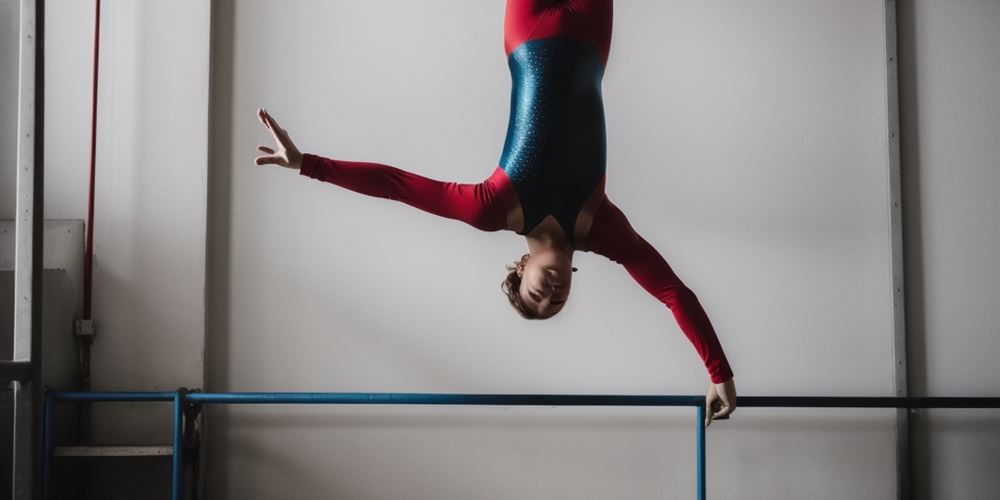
[[500, 1, 611, 245]]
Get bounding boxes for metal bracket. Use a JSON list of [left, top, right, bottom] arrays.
[[1, 361, 33, 384], [74, 318, 96, 338]]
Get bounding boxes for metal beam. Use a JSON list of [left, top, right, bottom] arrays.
[[13, 0, 44, 498], [0, 361, 31, 384], [53, 446, 174, 457], [882, 1, 910, 499], [47, 391, 1000, 408]]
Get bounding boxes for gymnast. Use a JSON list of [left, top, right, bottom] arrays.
[[254, 0, 736, 426]]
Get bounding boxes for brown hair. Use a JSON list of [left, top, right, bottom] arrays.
[[500, 254, 541, 320]]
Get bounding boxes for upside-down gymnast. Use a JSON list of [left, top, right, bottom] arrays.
[[255, 0, 737, 426]]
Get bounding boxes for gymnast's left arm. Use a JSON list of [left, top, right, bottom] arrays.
[[586, 198, 737, 425]]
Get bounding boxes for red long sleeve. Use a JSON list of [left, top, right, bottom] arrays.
[[586, 198, 734, 384], [299, 153, 517, 232]]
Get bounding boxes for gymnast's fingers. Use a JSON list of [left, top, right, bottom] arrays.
[[257, 107, 274, 135], [255, 155, 284, 166], [712, 402, 734, 420], [267, 114, 295, 147], [260, 109, 286, 145], [705, 383, 725, 428], [258, 146, 276, 154]]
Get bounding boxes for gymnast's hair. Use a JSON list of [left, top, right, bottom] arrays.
[[501, 253, 541, 320]]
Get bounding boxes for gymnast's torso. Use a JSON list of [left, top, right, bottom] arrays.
[[500, 0, 613, 246]]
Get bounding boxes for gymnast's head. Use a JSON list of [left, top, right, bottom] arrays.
[[501, 252, 576, 320]]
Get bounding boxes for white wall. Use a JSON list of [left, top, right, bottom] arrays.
[[898, 1, 1000, 499], [85, 0, 209, 447], [206, 1, 897, 498]]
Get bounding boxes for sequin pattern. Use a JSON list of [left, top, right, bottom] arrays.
[[499, 37, 607, 244]]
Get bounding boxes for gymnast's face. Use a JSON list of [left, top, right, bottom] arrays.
[[518, 253, 574, 319]]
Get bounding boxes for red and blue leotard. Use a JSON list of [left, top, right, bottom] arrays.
[[500, 0, 611, 243], [298, 0, 733, 383]]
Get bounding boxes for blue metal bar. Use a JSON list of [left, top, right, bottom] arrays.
[[42, 389, 53, 500], [51, 391, 175, 402], [696, 404, 706, 500], [184, 392, 705, 406], [48, 391, 1000, 408], [182, 393, 1000, 408], [172, 390, 184, 500]]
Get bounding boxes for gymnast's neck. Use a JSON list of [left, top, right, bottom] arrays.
[[525, 217, 576, 259]]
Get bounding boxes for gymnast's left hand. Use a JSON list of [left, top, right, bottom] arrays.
[[255, 107, 303, 170], [705, 378, 737, 428]]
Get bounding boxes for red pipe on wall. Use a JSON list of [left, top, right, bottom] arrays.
[[84, 0, 100, 319]]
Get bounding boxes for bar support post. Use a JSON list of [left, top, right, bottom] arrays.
[[697, 404, 706, 500], [42, 389, 53, 499], [173, 389, 186, 500]]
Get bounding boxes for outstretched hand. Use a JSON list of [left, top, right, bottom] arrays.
[[705, 378, 736, 428], [255, 108, 303, 170]]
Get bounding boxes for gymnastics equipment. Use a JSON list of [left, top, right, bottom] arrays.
[[42, 389, 1000, 500]]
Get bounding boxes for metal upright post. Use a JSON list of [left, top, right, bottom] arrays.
[[42, 389, 53, 500], [12, 0, 45, 498], [696, 405, 706, 500], [173, 389, 186, 500], [882, 1, 910, 499]]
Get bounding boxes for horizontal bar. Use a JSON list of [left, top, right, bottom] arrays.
[[0, 361, 32, 383], [739, 396, 1000, 409], [54, 446, 173, 457], [190, 393, 705, 406], [47, 391, 1000, 409], [51, 391, 176, 402]]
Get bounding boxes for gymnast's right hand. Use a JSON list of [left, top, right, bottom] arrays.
[[255, 107, 303, 170]]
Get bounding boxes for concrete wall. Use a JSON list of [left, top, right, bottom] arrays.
[[206, 1, 896, 498]]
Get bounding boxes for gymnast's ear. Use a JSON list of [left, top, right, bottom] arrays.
[[507, 253, 530, 277]]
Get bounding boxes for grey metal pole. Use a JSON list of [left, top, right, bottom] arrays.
[[882, 1, 911, 499], [696, 405, 706, 500], [12, 0, 44, 498]]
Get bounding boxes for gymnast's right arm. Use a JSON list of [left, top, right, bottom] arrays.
[[255, 108, 514, 232]]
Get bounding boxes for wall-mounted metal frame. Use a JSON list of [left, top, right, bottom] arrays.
[[882, 1, 910, 498], [11, 0, 45, 498]]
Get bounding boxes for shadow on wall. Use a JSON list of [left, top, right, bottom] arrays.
[[205, 0, 237, 499]]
